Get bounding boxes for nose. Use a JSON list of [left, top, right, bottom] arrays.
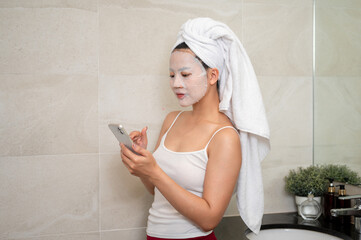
[[172, 75, 184, 88]]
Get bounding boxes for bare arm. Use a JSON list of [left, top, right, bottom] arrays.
[[121, 127, 241, 231]]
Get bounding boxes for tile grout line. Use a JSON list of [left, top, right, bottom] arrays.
[[241, 0, 244, 43], [0, 152, 100, 159], [6, 227, 147, 240], [100, 227, 147, 233], [97, 0, 101, 239], [312, 0, 315, 166]]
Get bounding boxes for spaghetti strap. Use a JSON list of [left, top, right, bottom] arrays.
[[204, 126, 238, 150], [165, 111, 184, 135]]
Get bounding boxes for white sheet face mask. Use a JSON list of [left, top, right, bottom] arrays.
[[169, 51, 208, 107]]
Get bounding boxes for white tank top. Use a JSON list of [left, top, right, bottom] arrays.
[[146, 112, 236, 239]]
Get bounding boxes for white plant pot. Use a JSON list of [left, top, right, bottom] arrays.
[[295, 195, 322, 216]]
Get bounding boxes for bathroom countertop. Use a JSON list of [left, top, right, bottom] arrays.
[[214, 212, 361, 240]]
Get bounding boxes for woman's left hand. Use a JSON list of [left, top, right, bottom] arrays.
[[120, 143, 158, 179]]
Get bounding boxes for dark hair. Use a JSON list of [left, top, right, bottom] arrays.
[[173, 42, 210, 70]]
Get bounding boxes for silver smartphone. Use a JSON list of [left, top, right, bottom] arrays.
[[108, 124, 136, 154]]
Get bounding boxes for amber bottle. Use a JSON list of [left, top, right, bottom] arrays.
[[336, 184, 351, 225], [323, 178, 337, 221]]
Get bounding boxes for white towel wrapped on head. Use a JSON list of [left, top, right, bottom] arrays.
[[173, 17, 270, 234]]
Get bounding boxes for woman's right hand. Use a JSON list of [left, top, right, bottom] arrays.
[[129, 126, 148, 149]]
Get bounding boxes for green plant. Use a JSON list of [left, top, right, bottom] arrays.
[[284, 166, 327, 197], [284, 164, 361, 197], [320, 164, 361, 185]]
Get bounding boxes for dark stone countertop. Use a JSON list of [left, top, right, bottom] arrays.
[[214, 212, 361, 240]]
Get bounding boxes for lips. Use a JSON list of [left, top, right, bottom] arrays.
[[176, 93, 185, 99], [174, 91, 186, 99]]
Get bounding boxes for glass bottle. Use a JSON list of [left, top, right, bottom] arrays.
[[300, 193, 322, 221]]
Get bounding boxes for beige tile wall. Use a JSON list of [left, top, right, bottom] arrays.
[[314, 77, 361, 174], [314, 0, 361, 174], [315, 0, 361, 77], [0, 0, 314, 239]]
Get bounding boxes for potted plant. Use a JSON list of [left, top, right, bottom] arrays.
[[320, 164, 361, 185], [284, 164, 361, 216], [284, 165, 326, 215]]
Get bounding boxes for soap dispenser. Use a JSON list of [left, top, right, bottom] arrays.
[[300, 192, 322, 221], [336, 184, 351, 225], [324, 178, 336, 221]]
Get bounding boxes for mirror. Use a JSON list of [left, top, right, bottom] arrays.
[[313, 0, 361, 174]]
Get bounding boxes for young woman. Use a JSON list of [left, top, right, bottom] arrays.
[[120, 17, 270, 240]]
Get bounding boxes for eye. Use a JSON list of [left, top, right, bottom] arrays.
[[181, 72, 191, 78], [169, 73, 175, 78]]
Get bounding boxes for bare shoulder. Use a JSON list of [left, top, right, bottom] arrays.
[[159, 111, 182, 134], [207, 126, 241, 159], [154, 111, 182, 151], [212, 127, 240, 147], [163, 111, 181, 127]]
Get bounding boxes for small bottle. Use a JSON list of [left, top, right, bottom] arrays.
[[323, 178, 337, 221], [300, 193, 322, 221], [336, 184, 351, 225]]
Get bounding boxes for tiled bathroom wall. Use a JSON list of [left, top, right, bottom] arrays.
[[313, 0, 361, 174], [0, 0, 314, 239]]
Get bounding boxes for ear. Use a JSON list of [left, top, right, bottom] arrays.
[[207, 68, 219, 86]]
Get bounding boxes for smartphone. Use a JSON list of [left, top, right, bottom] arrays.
[[108, 124, 136, 154]]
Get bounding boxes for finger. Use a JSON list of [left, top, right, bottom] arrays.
[[141, 126, 148, 146], [121, 153, 135, 175], [131, 143, 148, 156], [133, 135, 141, 143], [121, 149, 139, 169], [120, 143, 137, 159], [121, 151, 132, 166], [129, 131, 141, 140], [141, 126, 148, 139]]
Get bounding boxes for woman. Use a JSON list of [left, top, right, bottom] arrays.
[[120, 17, 270, 240]]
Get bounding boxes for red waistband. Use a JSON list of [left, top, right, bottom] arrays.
[[147, 232, 217, 240]]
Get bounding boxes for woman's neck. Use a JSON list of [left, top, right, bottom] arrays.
[[191, 86, 220, 121]]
